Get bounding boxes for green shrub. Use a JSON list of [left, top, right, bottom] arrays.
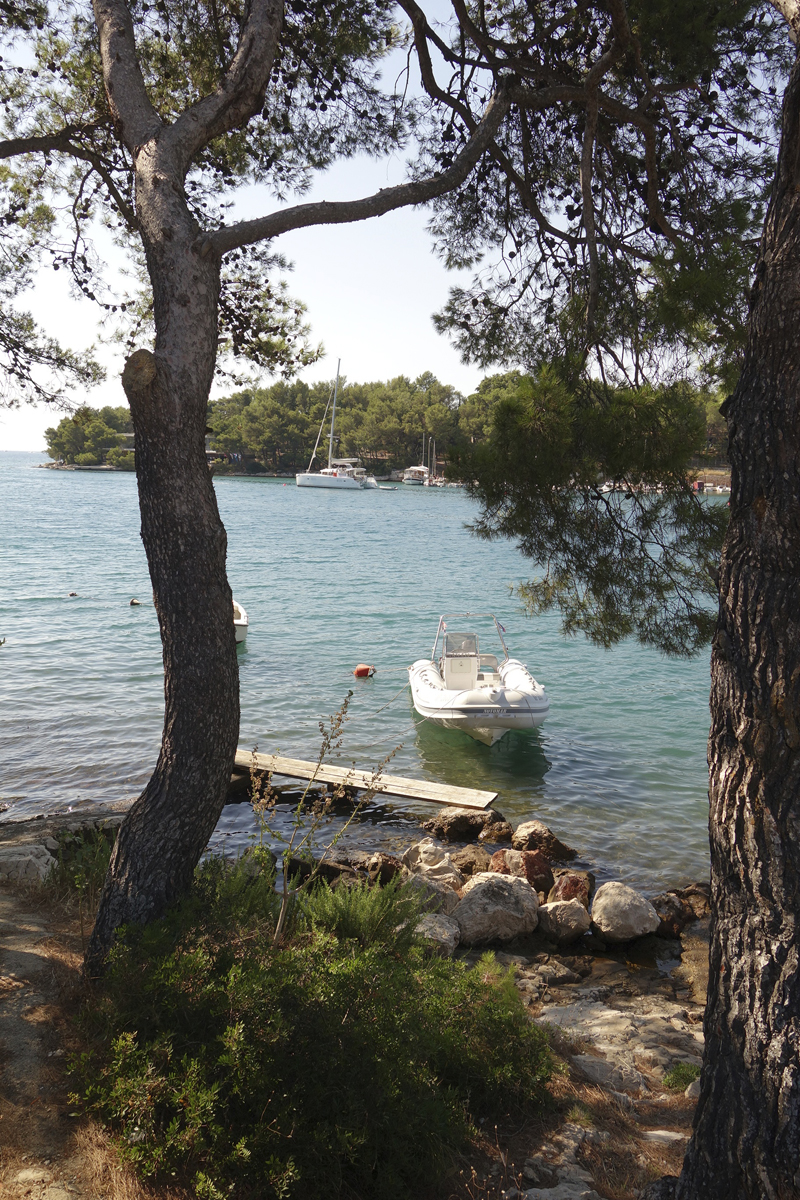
[[662, 1062, 702, 1091], [301, 875, 420, 951], [73, 858, 551, 1200], [47, 825, 115, 910]]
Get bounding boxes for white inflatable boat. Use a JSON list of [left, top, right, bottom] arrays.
[[233, 599, 248, 643], [408, 613, 549, 745]]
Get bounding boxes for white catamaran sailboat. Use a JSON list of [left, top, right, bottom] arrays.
[[296, 360, 377, 490]]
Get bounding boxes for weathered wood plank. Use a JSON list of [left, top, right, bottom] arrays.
[[234, 750, 497, 810]]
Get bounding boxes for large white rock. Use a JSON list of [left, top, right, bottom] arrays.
[[537, 898, 591, 943], [590, 881, 659, 943], [403, 872, 461, 916], [402, 838, 464, 890], [0, 845, 55, 883], [453, 872, 539, 944], [415, 913, 461, 957]]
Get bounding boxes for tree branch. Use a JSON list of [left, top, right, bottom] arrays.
[[166, 0, 284, 171], [201, 82, 512, 257], [0, 124, 106, 161], [92, 0, 161, 152]]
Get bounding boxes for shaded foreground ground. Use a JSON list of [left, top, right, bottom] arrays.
[[0, 869, 707, 1200]]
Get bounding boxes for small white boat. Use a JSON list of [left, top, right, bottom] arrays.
[[403, 464, 429, 485], [233, 600, 248, 643], [408, 613, 549, 746], [296, 360, 377, 490]]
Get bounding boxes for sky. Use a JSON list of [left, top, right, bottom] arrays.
[[0, 123, 488, 452]]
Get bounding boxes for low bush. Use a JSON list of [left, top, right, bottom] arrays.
[[47, 825, 115, 911], [73, 859, 551, 1200], [662, 1062, 702, 1091]]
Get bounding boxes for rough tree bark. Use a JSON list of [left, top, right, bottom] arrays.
[[674, 45, 800, 1200], [85, 172, 236, 969]]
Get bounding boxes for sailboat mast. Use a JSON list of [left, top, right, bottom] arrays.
[[328, 359, 341, 470]]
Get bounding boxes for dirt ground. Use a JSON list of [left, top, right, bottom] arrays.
[[0, 885, 190, 1200]]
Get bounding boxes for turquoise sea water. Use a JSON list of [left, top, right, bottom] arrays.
[[0, 450, 713, 889]]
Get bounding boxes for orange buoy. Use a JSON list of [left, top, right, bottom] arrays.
[[353, 663, 375, 678]]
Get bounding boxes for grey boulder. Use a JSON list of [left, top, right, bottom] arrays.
[[403, 872, 461, 916], [0, 845, 55, 882], [590, 881, 659, 943], [536, 899, 591, 944], [511, 819, 577, 861], [454, 872, 539, 944], [415, 912, 461, 957]]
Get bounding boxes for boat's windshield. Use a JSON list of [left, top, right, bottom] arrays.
[[444, 632, 478, 657]]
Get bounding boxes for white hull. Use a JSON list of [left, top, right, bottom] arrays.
[[408, 656, 549, 746], [296, 472, 362, 489], [233, 600, 248, 643], [403, 465, 429, 485]]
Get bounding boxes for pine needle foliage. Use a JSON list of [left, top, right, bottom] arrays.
[[73, 857, 551, 1200], [450, 368, 728, 655]]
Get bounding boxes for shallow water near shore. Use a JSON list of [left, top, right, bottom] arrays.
[[0, 450, 712, 890]]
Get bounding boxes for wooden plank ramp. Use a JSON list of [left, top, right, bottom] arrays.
[[234, 750, 497, 811]]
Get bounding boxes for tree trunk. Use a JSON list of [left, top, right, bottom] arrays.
[[86, 153, 238, 971], [675, 49, 800, 1200]]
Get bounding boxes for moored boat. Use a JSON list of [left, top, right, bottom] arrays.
[[233, 600, 248, 643], [402, 465, 429, 485], [296, 360, 377, 490], [408, 613, 549, 745]]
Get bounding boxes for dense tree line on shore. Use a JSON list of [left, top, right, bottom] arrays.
[[45, 377, 726, 473], [44, 405, 135, 468], [208, 370, 509, 471]]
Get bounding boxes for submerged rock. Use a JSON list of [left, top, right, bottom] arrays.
[[591, 881, 659, 943], [537, 898, 591, 944], [421, 807, 508, 842], [453, 872, 539, 944], [650, 891, 697, 939], [674, 881, 711, 919], [511, 819, 577, 861]]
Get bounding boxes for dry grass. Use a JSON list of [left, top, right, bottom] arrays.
[[74, 1124, 193, 1200]]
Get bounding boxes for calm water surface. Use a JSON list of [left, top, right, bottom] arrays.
[[0, 450, 712, 889]]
